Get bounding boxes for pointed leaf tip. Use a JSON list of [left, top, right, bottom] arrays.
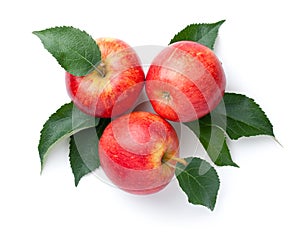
[[38, 102, 99, 172], [175, 157, 220, 210], [169, 19, 226, 49], [33, 26, 101, 76]]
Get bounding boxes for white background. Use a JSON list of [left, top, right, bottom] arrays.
[[1, 0, 299, 232]]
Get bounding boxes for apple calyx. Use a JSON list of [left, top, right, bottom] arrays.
[[162, 91, 171, 101]]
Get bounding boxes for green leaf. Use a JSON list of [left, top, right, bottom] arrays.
[[33, 26, 101, 76], [200, 126, 238, 167], [201, 93, 274, 140], [38, 102, 99, 172], [175, 157, 220, 210], [169, 20, 225, 49], [69, 118, 111, 186], [184, 122, 238, 167], [69, 129, 99, 187]]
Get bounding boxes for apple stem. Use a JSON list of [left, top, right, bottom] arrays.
[[166, 157, 188, 166], [95, 62, 106, 78], [173, 157, 188, 166]]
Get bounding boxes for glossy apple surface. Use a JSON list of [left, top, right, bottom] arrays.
[[145, 41, 226, 122], [98, 111, 179, 195], [66, 38, 145, 118]]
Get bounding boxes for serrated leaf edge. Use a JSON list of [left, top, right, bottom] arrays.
[[33, 26, 101, 76], [38, 102, 99, 173], [68, 118, 111, 186], [39, 126, 97, 174], [175, 157, 220, 210], [169, 19, 226, 48], [215, 93, 274, 140], [200, 125, 239, 168], [69, 132, 102, 187], [184, 122, 239, 168]]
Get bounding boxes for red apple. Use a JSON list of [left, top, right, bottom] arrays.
[[98, 111, 181, 195], [145, 41, 226, 122], [66, 38, 145, 118]]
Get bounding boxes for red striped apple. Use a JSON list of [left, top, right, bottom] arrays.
[[98, 111, 182, 195], [66, 38, 145, 118], [145, 41, 226, 122]]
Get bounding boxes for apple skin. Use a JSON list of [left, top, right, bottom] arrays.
[[145, 41, 226, 122], [66, 38, 145, 118], [98, 111, 179, 195]]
